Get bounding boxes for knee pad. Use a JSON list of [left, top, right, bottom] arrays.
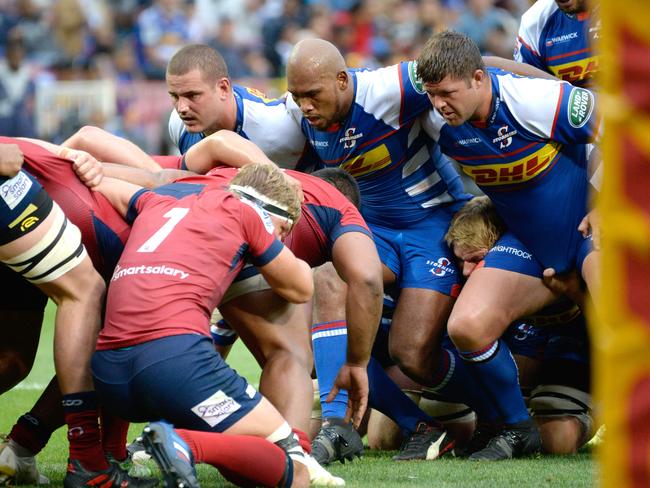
[[3, 202, 86, 284], [529, 384, 593, 446]]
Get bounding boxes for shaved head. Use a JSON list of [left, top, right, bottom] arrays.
[[287, 39, 353, 130], [287, 39, 347, 78]]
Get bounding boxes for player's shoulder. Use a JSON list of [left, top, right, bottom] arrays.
[[494, 70, 563, 111], [520, 0, 560, 32], [234, 84, 284, 106]]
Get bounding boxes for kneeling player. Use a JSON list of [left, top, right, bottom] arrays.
[[91, 164, 312, 488]]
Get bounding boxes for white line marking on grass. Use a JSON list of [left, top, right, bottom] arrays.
[[13, 382, 46, 391]]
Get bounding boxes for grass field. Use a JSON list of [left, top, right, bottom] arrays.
[[0, 303, 595, 487]]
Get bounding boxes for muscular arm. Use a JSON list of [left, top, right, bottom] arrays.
[[102, 163, 193, 189], [63, 126, 162, 171], [184, 130, 275, 174], [92, 176, 143, 217], [259, 246, 314, 304], [332, 232, 383, 366], [483, 55, 557, 80]]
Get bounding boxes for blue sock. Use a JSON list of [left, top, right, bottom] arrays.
[[427, 347, 500, 421], [311, 320, 348, 419], [367, 358, 432, 433], [459, 340, 530, 425]]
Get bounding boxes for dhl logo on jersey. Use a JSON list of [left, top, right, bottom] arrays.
[[340, 144, 392, 177], [459, 142, 561, 186], [550, 56, 599, 84]]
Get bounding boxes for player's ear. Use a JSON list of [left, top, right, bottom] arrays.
[[216, 77, 231, 98], [337, 70, 349, 90], [473, 68, 485, 85]]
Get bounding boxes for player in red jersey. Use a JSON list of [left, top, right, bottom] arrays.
[[90, 163, 312, 488], [0, 140, 155, 488], [63, 127, 382, 485]]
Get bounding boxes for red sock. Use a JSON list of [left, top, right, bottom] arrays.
[[292, 428, 311, 455], [62, 392, 109, 471], [177, 429, 288, 487], [100, 409, 129, 461]]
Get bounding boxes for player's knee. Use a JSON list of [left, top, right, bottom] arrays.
[[537, 417, 583, 454], [266, 347, 312, 374], [447, 310, 503, 349], [389, 346, 427, 382]]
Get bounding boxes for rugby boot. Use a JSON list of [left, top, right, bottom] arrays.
[[454, 421, 502, 458], [141, 422, 199, 488], [469, 419, 541, 461], [392, 421, 455, 461], [311, 418, 363, 466], [0, 437, 49, 485], [63, 458, 158, 487], [304, 454, 346, 486]]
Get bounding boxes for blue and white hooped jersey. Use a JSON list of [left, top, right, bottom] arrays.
[[286, 61, 470, 227], [423, 69, 598, 272], [515, 0, 599, 87], [169, 85, 307, 169]]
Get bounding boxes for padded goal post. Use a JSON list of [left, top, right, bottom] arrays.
[[597, 0, 650, 486]]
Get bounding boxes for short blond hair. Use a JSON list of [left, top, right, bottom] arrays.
[[445, 196, 506, 251], [229, 163, 302, 225]]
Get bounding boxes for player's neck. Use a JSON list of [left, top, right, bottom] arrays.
[[474, 76, 493, 124]]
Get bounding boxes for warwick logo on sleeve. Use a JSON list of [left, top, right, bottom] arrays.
[[568, 88, 594, 128]]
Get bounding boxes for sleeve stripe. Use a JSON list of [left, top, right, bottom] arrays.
[[517, 36, 539, 57], [125, 188, 149, 225], [550, 83, 565, 140]]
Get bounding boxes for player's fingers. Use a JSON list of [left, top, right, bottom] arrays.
[[577, 215, 590, 237], [326, 385, 340, 404], [353, 397, 367, 429]]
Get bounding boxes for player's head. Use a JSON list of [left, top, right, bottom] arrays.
[[229, 163, 302, 240], [286, 39, 354, 131], [554, 0, 587, 14], [416, 31, 488, 126], [445, 196, 506, 277], [312, 167, 361, 209], [166, 44, 232, 135]]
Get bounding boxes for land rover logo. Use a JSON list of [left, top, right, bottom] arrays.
[[568, 88, 594, 128], [408, 61, 425, 94]]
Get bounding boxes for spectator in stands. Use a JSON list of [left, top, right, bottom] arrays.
[[0, 30, 36, 137], [136, 0, 192, 79]]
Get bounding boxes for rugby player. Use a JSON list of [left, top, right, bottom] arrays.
[[416, 31, 599, 459], [515, 0, 599, 88], [446, 197, 594, 456], [0, 139, 153, 487], [90, 163, 312, 488]]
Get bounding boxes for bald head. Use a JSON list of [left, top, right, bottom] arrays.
[[287, 39, 347, 79], [287, 38, 353, 130]]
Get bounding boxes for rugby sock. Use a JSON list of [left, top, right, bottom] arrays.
[[428, 347, 500, 421], [62, 391, 109, 471], [9, 376, 64, 455], [292, 428, 311, 454], [367, 357, 434, 433], [100, 408, 129, 461], [178, 429, 288, 487], [311, 320, 348, 419], [459, 340, 530, 425]]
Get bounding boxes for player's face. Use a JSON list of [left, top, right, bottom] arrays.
[[288, 71, 347, 130], [555, 0, 587, 14], [453, 243, 488, 278], [167, 69, 229, 135], [424, 75, 481, 126]]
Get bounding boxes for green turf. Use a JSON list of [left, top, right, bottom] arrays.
[[0, 302, 595, 487]]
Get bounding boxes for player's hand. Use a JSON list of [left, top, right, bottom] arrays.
[[542, 267, 585, 307], [326, 363, 369, 429], [67, 149, 104, 187], [0, 143, 24, 178], [578, 209, 600, 250]]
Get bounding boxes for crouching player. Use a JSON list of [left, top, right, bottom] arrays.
[[445, 197, 595, 455], [90, 163, 313, 488]]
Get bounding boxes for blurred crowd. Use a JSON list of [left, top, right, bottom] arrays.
[[0, 0, 532, 145]]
